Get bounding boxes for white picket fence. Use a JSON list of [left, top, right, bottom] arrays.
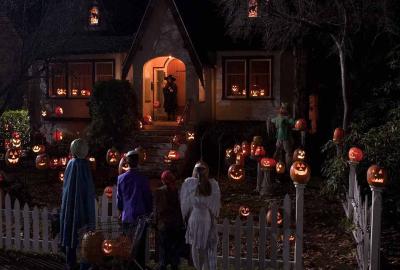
[[0, 186, 303, 269]]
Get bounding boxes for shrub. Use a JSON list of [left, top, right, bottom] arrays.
[[87, 80, 138, 153], [0, 110, 30, 147]]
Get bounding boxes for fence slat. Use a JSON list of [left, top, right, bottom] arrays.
[[42, 207, 49, 252], [112, 185, 118, 218], [14, 199, 21, 250], [0, 189, 3, 248], [32, 206, 40, 252], [23, 204, 30, 251], [270, 202, 278, 268], [234, 216, 241, 270], [51, 208, 58, 253], [259, 207, 266, 270], [222, 218, 229, 269], [101, 195, 108, 224], [246, 214, 254, 270], [5, 194, 12, 249], [283, 194, 291, 270]]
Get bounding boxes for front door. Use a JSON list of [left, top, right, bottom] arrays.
[[153, 69, 165, 120]]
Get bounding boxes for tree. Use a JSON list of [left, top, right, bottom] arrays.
[[216, 0, 396, 130]]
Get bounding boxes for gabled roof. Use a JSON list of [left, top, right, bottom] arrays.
[[121, 0, 204, 84]]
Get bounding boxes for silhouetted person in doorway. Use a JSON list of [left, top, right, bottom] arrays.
[[163, 75, 178, 121]]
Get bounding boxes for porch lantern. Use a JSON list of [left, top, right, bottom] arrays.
[[5, 148, 20, 166], [228, 164, 245, 181], [53, 129, 63, 142], [294, 119, 307, 131], [239, 206, 251, 217], [367, 165, 386, 187], [36, 154, 49, 170], [55, 106, 64, 117], [260, 157, 276, 170], [333, 128, 344, 144], [104, 186, 113, 199], [32, 144, 45, 154], [275, 161, 286, 174], [106, 148, 121, 166], [348, 147, 363, 163], [290, 161, 311, 184], [293, 148, 306, 161]]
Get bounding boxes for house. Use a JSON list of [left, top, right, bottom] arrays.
[[35, 0, 298, 137]]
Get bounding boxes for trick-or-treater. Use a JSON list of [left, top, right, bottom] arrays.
[[163, 75, 178, 121]]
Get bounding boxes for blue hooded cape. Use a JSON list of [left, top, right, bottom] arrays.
[[59, 158, 96, 249]]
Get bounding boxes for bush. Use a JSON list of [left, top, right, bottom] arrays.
[[87, 80, 138, 153], [0, 110, 30, 147]]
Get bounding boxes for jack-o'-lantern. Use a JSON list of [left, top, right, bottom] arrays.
[[135, 146, 147, 165], [267, 209, 283, 226], [32, 144, 45, 154], [102, 240, 114, 255], [106, 148, 121, 166], [11, 132, 21, 148], [239, 206, 251, 217], [253, 136, 263, 145], [41, 110, 47, 117], [54, 106, 63, 117], [186, 131, 195, 141], [333, 128, 344, 144], [225, 148, 235, 164], [138, 121, 143, 130], [276, 161, 286, 174], [231, 84, 239, 94], [36, 154, 49, 169], [167, 150, 180, 161], [153, 100, 160, 108], [49, 158, 59, 169], [4, 139, 11, 150], [348, 147, 363, 163], [143, 114, 152, 125], [250, 141, 258, 156], [290, 161, 311, 184], [367, 165, 386, 187], [233, 144, 241, 154], [5, 149, 20, 166], [236, 153, 245, 166], [53, 129, 63, 142], [228, 164, 245, 181], [241, 141, 250, 157], [58, 171, 64, 182], [104, 186, 113, 199], [59, 156, 68, 168], [71, 89, 79, 96], [80, 89, 91, 96], [253, 146, 266, 160], [88, 156, 96, 170], [118, 156, 130, 175], [176, 116, 184, 125], [56, 88, 66, 96], [294, 118, 307, 131], [293, 148, 306, 161], [260, 157, 276, 170]]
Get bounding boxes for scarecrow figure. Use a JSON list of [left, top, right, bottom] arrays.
[[163, 75, 178, 121], [270, 103, 295, 167]]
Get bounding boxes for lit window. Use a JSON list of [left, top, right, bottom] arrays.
[[249, 59, 271, 98], [95, 62, 113, 81], [248, 0, 258, 18], [225, 60, 246, 98], [49, 63, 67, 97], [89, 6, 100, 26], [68, 63, 93, 97]]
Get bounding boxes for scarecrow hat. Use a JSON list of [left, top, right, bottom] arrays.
[[164, 74, 176, 81]]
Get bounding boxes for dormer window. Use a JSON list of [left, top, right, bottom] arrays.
[[89, 5, 100, 26], [248, 0, 258, 18]]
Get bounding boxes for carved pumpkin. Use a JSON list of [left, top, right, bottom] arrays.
[[56, 88, 66, 96], [225, 148, 235, 164], [4, 139, 11, 150], [290, 161, 311, 184], [253, 146, 266, 160], [228, 164, 245, 181], [233, 144, 242, 154], [167, 150, 180, 161], [333, 128, 344, 143], [104, 186, 113, 199], [106, 148, 121, 166], [49, 158, 60, 170], [80, 89, 91, 96], [32, 144, 45, 154], [41, 110, 47, 117], [102, 240, 114, 255], [267, 209, 283, 226], [236, 153, 245, 166], [239, 206, 251, 217], [143, 114, 152, 125], [241, 141, 250, 157], [260, 158, 276, 170], [367, 165, 386, 187], [54, 106, 63, 117], [138, 121, 143, 130], [276, 161, 286, 174], [58, 171, 64, 182], [53, 129, 63, 142], [60, 156, 68, 168], [88, 156, 96, 170], [294, 118, 307, 131], [118, 156, 130, 175], [293, 148, 306, 161], [71, 89, 79, 96], [11, 132, 21, 148], [348, 147, 363, 163], [36, 154, 49, 169], [253, 136, 263, 145], [186, 131, 195, 141], [5, 149, 20, 166]]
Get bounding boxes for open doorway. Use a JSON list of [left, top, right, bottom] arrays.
[[143, 56, 186, 122]]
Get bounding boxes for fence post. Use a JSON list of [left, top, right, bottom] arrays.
[[300, 131, 306, 147], [348, 161, 358, 217], [369, 186, 383, 270], [294, 183, 305, 270]]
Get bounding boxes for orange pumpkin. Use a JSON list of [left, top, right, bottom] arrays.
[[267, 208, 283, 226], [54, 106, 63, 117], [32, 144, 45, 154], [49, 158, 59, 170], [233, 144, 242, 154], [241, 141, 250, 157], [143, 114, 153, 125], [290, 161, 311, 184], [53, 129, 63, 142], [275, 161, 286, 174], [333, 128, 344, 143], [228, 164, 245, 181], [186, 131, 195, 141], [294, 118, 307, 131], [236, 153, 245, 166], [239, 206, 251, 217], [260, 157, 276, 170], [367, 165, 386, 187], [106, 148, 121, 166], [293, 148, 306, 161], [102, 240, 114, 255], [5, 148, 20, 166], [104, 186, 113, 199], [167, 150, 180, 161], [348, 147, 363, 163], [36, 154, 49, 169]]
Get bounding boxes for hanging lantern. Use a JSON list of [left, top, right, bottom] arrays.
[[241, 141, 250, 157], [118, 156, 130, 175], [104, 186, 113, 199], [53, 129, 63, 142], [290, 161, 311, 184], [276, 161, 286, 174], [239, 206, 251, 217], [253, 146, 266, 160], [260, 157, 276, 170], [236, 153, 245, 166], [49, 158, 60, 170], [292, 148, 306, 161], [348, 147, 363, 163], [54, 106, 64, 117], [333, 128, 344, 144], [367, 165, 386, 187], [294, 119, 307, 131], [32, 144, 45, 154], [186, 131, 195, 141], [5, 149, 20, 166], [36, 154, 49, 170], [143, 114, 153, 125], [88, 156, 96, 170], [58, 171, 64, 182], [106, 148, 121, 166], [267, 209, 283, 226], [228, 164, 245, 181]]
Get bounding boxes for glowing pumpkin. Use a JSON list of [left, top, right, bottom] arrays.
[[106, 148, 121, 166], [236, 153, 245, 166], [250, 141, 259, 156], [143, 114, 152, 125], [225, 148, 235, 164], [348, 147, 363, 163], [294, 118, 307, 131], [260, 157, 276, 170], [276, 161, 286, 174], [41, 110, 47, 117], [5, 149, 20, 166], [167, 150, 180, 161], [104, 186, 113, 199], [239, 206, 251, 217], [118, 156, 130, 175], [290, 161, 311, 184], [228, 164, 245, 181], [49, 158, 60, 170], [32, 144, 45, 154], [333, 128, 344, 143], [59, 156, 68, 168], [241, 141, 250, 157], [367, 165, 386, 187], [293, 148, 306, 161], [233, 144, 242, 154], [53, 129, 63, 142], [186, 131, 195, 141], [54, 106, 63, 117], [88, 156, 96, 170], [267, 209, 283, 226], [102, 240, 114, 255], [36, 154, 49, 169], [11, 132, 21, 148], [253, 146, 266, 160], [58, 172, 64, 182]]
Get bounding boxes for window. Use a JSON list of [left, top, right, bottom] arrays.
[[89, 6, 100, 26], [248, 0, 258, 18], [224, 58, 272, 99], [48, 60, 114, 98]]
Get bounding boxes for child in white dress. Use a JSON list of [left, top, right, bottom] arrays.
[[180, 161, 221, 270]]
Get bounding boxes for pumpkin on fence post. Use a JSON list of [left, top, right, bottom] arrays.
[[104, 186, 113, 200], [290, 161, 311, 184], [367, 165, 386, 187], [293, 148, 306, 162], [348, 147, 363, 163]]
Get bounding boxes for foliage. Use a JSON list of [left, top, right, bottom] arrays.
[[0, 110, 30, 147], [87, 80, 138, 153]]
